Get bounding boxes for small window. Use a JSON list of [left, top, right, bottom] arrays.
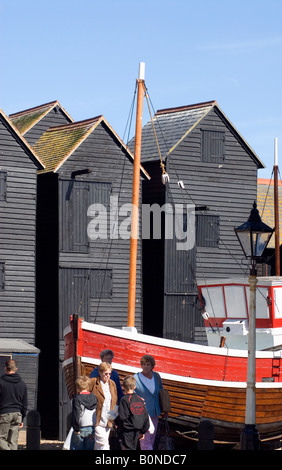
[[90, 269, 112, 298], [0, 263, 5, 291], [224, 286, 247, 318], [201, 130, 225, 163], [0, 172, 7, 202], [201, 286, 226, 317], [196, 214, 219, 247]]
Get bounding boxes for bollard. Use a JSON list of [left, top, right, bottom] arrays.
[[26, 410, 41, 450], [197, 420, 214, 450]]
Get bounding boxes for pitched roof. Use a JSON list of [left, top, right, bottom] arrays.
[[0, 108, 45, 170], [34, 116, 101, 173], [34, 115, 150, 178], [257, 178, 282, 248], [9, 100, 73, 135], [136, 100, 264, 168]]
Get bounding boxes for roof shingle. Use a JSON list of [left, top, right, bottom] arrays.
[[34, 116, 102, 173], [33, 115, 150, 179], [137, 101, 215, 162], [132, 100, 263, 169], [9, 100, 73, 135]]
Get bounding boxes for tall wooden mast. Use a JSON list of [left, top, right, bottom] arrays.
[[127, 63, 145, 328], [274, 137, 280, 275]]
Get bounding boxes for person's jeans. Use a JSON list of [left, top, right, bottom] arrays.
[[70, 426, 95, 450], [0, 412, 22, 450]]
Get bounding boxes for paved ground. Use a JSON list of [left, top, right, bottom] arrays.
[[18, 431, 63, 450], [17, 429, 282, 451]]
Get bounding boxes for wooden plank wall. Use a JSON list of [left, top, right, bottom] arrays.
[[141, 107, 259, 344], [0, 118, 38, 343], [36, 120, 145, 439], [166, 107, 258, 280], [13, 353, 39, 413], [57, 122, 143, 334], [54, 123, 143, 439]]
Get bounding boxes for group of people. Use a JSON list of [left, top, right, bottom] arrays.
[[70, 349, 166, 451], [0, 352, 166, 451]]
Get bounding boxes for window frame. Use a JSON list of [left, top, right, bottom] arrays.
[[0, 263, 5, 291], [90, 268, 113, 299], [0, 171, 7, 202], [196, 214, 220, 248], [201, 129, 225, 164], [60, 179, 112, 253]]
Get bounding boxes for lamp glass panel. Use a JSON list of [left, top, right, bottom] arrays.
[[253, 232, 272, 257], [237, 231, 252, 257]]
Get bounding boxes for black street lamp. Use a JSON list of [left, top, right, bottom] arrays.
[[234, 201, 274, 450], [235, 201, 274, 273], [234, 202, 274, 450]]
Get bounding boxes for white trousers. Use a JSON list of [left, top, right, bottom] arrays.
[[94, 425, 111, 450], [140, 416, 158, 450]]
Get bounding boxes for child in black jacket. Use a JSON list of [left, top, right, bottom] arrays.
[[117, 375, 150, 450]]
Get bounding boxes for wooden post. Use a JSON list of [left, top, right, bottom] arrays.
[[72, 313, 81, 391], [26, 410, 41, 450], [127, 63, 145, 328], [197, 420, 214, 450]]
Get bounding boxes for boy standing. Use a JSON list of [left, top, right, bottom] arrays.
[[70, 376, 97, 450], [117, 375, 150, 450]]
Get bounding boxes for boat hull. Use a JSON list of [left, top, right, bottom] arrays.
[[63, 315, 282, 443]]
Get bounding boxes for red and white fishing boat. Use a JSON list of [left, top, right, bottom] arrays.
[[63, 64, 282, 445], [63, 313, 282, 444]]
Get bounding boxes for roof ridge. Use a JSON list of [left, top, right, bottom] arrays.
[[155, 100, 217, 116], [9, 100, 59, 117], [46, 115, 103, 132], [258, 178, 282, 186]]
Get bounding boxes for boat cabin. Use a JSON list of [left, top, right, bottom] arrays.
[[198, 276, 282, 350]]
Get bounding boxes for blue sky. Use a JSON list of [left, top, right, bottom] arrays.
[[1, 0, 281, 178]]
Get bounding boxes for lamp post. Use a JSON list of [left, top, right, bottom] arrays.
[[234, 201, 274, 450]]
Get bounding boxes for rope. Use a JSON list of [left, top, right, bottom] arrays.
[[260, 168, 274, 218], [144, 86, 166, 176]]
